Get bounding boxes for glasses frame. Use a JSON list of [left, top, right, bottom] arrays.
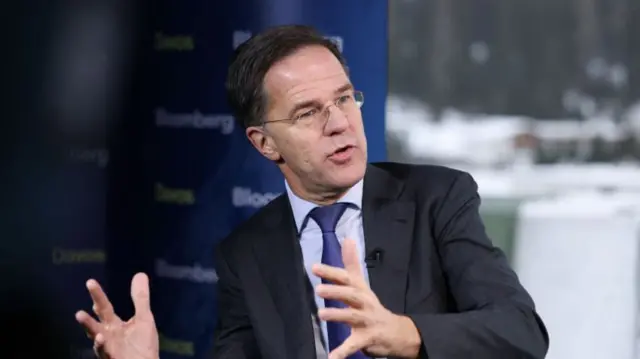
[[261, 90, 364, 127]]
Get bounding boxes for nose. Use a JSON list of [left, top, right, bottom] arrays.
[[323, 105, 349, 135]]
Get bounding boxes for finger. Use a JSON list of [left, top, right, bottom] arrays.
[[94, 333, 107, 359], [318, 307, 368, 326], [75, 310, 103, 337], [328, 334, 367, 359], [341, 239, 364, 282], [86, 279, 119, 323], [95, 332, 106, 346], [316, 283, 364, 308], [131, 272, 152, 320], [312, 264, 350, 286]]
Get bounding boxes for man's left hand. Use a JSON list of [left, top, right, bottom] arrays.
[[312, 239, 422, 359]]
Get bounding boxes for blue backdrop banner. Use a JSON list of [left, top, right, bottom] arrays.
[[48, 149, 109, 359], [109, 1, 388, 358]]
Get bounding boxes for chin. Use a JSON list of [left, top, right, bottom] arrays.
[[330, 160, 366, 188]]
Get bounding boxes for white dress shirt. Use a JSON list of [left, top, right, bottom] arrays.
[[285, 179, 372, 351]]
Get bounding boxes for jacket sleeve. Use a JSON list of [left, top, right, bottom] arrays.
[[210, 242, 261, 359], [407, 172, 549, 359]]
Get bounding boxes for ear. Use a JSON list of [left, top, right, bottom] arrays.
[[246, 126, 281, 162]]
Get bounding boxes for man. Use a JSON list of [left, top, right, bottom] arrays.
[[76, 25, 549, 359]]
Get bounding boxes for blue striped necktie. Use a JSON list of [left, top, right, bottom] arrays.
[[309, 203, 368, 359]]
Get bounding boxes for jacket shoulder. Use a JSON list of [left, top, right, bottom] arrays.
[[215, 193, 289, 255], [369, 161, 473, 195]]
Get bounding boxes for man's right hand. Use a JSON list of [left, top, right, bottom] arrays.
[[75, 273, 159, 359]]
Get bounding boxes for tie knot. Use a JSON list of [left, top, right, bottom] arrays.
[[309, 203, 349, 233]]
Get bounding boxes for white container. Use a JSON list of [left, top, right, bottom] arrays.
[[513, 191, 640, 359]]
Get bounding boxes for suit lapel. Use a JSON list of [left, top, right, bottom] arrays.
[[251, 197, 316, 359], [362, 165, 415, 315]]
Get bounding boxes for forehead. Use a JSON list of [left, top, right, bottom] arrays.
[[264, 45, 349, 106]]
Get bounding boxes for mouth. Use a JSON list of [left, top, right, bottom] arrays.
[[333, 145, 353, 154], [328, 145, 356, 163], [331, 144, 355, 155]]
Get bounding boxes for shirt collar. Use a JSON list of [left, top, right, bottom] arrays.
[[285, 178, 364, 234]]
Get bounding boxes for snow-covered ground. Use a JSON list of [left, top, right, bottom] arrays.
[[386, 95, 640, 168], [467, 164, 640, 198], [385, 95, 640, 198], [386, 97, 531, 167]]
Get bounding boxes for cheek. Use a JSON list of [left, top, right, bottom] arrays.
[[299, 143, 321, 167], [283, 137, 318, 166], [350, 117, 366, 138]]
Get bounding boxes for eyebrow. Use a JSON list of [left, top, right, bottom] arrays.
[[334, 83, 354, 94], [288, 83, 354, 117]]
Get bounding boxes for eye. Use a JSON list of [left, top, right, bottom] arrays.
[[337, 95, 353, 104], [296, 109, 317, 120]]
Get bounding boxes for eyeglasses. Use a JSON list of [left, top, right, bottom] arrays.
[[263, 90, 364, 127]]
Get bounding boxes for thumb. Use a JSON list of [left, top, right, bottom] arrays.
[[328, 333, 365, 359], [131, 272, 152, 319]]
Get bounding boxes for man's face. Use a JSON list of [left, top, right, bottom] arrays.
[[246, 45, 368, 195]]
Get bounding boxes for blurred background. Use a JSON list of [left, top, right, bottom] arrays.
[[388, 1, 640, 358], [2, 0, 640, 358]]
